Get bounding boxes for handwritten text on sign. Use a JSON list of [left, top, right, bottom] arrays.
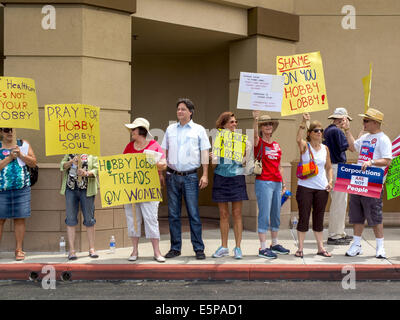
[[334, 163, 384, 199], [98, 154, 162, 207], [45, 104, 100, 156], [213, 129, 247, 163], [237, 72, 284, 112], [386, 156, 400, 200], [276, 51, 328, 116], [0, 77, 39, 130]]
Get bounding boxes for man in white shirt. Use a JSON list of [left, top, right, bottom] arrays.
[[342, 108, 392, 258], [161, 98, 210, 260]]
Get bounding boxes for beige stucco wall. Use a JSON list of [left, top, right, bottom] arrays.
[[205, 0, 294, 13], [1, 4, 132, 251], [133, 0, 247, 36]]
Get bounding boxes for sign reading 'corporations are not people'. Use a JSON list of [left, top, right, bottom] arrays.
[[334, 163, 384, 199]]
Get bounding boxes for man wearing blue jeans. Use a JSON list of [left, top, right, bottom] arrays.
[[161, 98, 210, 260]]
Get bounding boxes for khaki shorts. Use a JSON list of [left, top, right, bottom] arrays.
[[348, 193, 383, 226]]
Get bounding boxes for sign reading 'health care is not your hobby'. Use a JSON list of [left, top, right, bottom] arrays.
[[334, 163, 384, 199], [45, 104, 100, 156], [98, 153, 162, 208], [276, 51, 328, 116], [0, 77, 39, 130]]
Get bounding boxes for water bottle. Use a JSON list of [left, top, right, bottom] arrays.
[[59, 236, 66, 254], [281, 190, 292, 206], [109, 235, 116, 253]]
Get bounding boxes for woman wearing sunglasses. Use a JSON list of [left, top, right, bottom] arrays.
[[0, 128, 37, 261], [295, 113, 333, 258], [210, 112, 249, 259]]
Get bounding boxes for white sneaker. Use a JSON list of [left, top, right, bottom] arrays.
[[345, 243, 362, 257], [376, 247, 386, 259], [212, 246, 229, 258]]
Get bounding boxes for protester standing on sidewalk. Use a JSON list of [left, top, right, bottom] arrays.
[[324, 108, 356, 245], [295, 113, 333, 258], [0, 128, 37, 261], [252, 111, 290, 260], [60, 154, 99, 260], [342, 108, 392, 259], [123, 118, 167, 263], [161, 98, 210, 260], [211, 112, 249, 259]]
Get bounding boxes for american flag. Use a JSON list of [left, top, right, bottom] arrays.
[[384, 135, 400, 176], [392, 135, 400, 158]]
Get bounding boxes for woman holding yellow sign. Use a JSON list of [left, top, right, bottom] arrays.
[[0, 128, 37, 261], [211, 112, 249, 260], [123, 117, 167, 263]]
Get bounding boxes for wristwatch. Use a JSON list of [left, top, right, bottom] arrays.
[[371, 159, 375, 165]]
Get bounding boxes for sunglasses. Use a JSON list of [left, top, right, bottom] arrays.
[[312, 128, 324, 133], [229, 120, 238, 124], [363, 119, 372, 123], [0, 128, 13, 133]]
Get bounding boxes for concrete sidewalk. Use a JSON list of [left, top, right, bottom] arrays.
[[1, 227, 400, 281]]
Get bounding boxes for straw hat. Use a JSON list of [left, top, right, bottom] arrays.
[[125, 117, 153, 137], [328, 107, 352, 121], [358, 107, 384, 123], [258, 115, 279, 132]]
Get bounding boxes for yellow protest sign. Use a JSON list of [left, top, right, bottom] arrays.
[[45, 104, 100, 156], [0, 77, 39, 130], [213, 129, 247, 162], [277, 51, 328, 116], [98, 154, 162, 208], [362, 63, 372, 113]]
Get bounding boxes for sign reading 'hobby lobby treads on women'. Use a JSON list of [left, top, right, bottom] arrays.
[[334, 163, 384, 199], [45, 104, 100, 156], [97, 154, 162, 208], [0, 77, 39, 130]]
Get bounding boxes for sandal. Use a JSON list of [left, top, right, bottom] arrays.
[[317, 250, 332, 257], [15, 249, 25, 261], [88, 249, 99, 259], [68, 251, 78, 261], [295, 250, 303, 258]]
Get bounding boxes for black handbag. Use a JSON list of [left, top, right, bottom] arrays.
[[17, 139, 39, 186]]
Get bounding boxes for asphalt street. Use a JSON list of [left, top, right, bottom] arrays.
[[1, 279, 399, 300]]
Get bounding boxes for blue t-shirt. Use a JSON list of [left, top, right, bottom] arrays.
[[323, 124, 349, 164], [214, 157, 244, 177]]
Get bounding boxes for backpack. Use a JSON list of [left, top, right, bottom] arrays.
[[16, 139, 39, 187]]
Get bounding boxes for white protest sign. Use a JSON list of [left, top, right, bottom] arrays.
[[237, 72, 284, 112]]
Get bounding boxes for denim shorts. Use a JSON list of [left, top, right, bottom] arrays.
[[65, 187, 96, 227], [0, 186, 31, 219]]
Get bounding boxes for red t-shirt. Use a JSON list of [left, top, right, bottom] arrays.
[[123, 140, 165, 158], [254, 137, 282, 182]]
